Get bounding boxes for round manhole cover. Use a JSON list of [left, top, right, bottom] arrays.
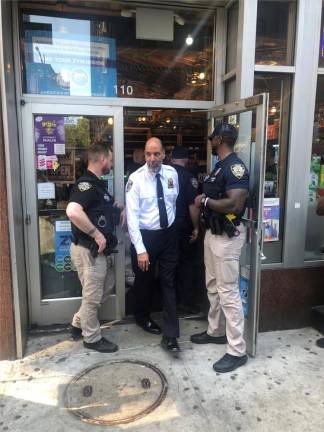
[[64, 360, 168, 425]]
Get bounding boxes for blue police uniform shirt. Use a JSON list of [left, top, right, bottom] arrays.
[[203, 152, 249, 214], [171, 163, 198, 229], [125, 163, 179, 254]]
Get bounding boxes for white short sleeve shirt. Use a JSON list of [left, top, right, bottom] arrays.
[[125, 163, 179, 254]]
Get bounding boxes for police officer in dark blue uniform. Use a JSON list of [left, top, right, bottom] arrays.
[[66, 142, 124, 353], [191, 123, 249, 373], [170, 146, 200, 314]]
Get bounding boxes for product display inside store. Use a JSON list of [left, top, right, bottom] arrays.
[[305, 76, 324, 260]]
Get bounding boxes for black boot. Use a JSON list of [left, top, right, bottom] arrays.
[[70, 325, 82, 340], [213, 353, 248, 373], [83, 337, 118, 353], [316, 337, 324, 348], [191, 331, 227, 345]]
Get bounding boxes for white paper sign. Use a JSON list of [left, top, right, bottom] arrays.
[[55, 220, 71, 231], [37, 182, 55, 199], [54, 143, 65, 155]]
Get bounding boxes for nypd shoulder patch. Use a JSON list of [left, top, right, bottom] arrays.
[[78, 182, 92, 192], [230, 164, 245, 179], [126, 180, 133, 192]]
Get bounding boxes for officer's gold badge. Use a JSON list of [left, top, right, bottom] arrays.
[[78, 182, 92, 191], [168, 178, 174, 188], [230, 164, 245, 179], [126, 180, 133, 192]]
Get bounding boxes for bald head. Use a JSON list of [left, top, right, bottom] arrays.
[[145, 137, 163, 151], [145, 137, 165, 173]]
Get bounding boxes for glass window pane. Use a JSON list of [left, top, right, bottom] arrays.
[[35, 114, 115, 299], [254, 73, 292, 263], [305, 76, 324, 261], [319, 2, 324, 67], [20, 8, 215, 100], [255, 1, 296, 66], [226, 3, 238, 73], [225, 78, 236, 103]]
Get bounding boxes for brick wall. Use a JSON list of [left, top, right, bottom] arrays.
[[0, 111, 16, 360]]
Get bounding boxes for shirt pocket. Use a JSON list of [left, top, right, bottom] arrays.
[[139, 190, 156, 207], [164, 187, 178, 204]]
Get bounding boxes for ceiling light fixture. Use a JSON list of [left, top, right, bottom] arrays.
[[186, 34, 193, 46]]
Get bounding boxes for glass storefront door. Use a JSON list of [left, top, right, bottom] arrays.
[[201, 94, 268, 356], [22, 104, 125, 325]]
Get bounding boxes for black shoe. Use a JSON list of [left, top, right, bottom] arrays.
[[70, 325, 82, 340], [316, 337, 324, 348], [83, 337, 118, 353], [190, 331, 227, 345], [136, 318, 162, 335], [161, 336, 180, 353], [213, 353, 248, 373]]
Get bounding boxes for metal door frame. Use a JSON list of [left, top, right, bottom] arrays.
[[21, 103, 125, 325], [194, 93, 268, 356]]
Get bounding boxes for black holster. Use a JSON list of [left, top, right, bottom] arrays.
[[75, 232, 118, 258], [202, 208, 240, 238]]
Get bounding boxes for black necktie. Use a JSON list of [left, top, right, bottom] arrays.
[[156, 173, 168, 229]]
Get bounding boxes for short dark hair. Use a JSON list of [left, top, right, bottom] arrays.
[[88, 142, 112, 162], [221, 134, 236, 148]]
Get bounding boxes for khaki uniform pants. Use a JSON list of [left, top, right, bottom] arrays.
[[70, 243, 114, 343], [204, 226, 246, 357]]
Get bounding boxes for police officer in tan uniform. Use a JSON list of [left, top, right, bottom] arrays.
[[66, 142, 124, 353], [191, 123, 249, 373]]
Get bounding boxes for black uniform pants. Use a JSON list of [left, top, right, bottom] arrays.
[[176, 226, 200, 308], [131, 224, 179, 338]]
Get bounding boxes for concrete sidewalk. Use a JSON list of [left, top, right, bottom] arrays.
[[0, 318, 323, 432]]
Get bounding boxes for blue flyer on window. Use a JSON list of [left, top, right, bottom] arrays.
[[25, 30, 117, 97], [239, 267, 249, 318], [263, 197, 280, 242], [55, 220, 74, 272]]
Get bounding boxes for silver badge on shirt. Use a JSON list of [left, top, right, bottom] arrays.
[[168, 178, 174, 188], [191, 178, 199, 189]]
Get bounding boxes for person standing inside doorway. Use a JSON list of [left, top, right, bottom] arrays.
[[316, 196, 324, 349], [66, 142, 123, 353], [170, 145, 200, 314], [126, 137, 180, 352], [190, 123, 249, 373]]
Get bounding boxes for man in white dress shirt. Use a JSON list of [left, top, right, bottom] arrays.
[[126, 137, 180, 352]]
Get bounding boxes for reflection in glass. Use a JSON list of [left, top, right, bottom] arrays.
[[21, 8, 215, 100], [255, 1, 296, 66], [305, 76, 324, 260], [254, 73, 292, 263], [226, 3, 238, 73], [35, 114, 114, 299], [319, 3, 324, 67]]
